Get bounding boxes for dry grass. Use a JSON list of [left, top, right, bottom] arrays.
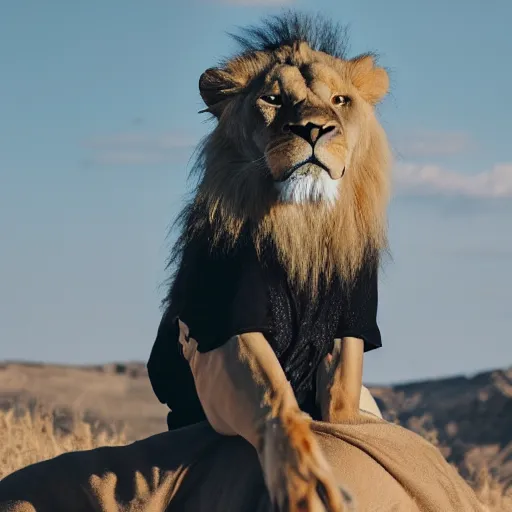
[[0, 406, 126, 480], [409, 415, 512, 511], [1, 407, 511, 511], [410, 414, 512, 511], [470, 468, 512, 512]]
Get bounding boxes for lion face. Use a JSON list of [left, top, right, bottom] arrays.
[[199, 42, 389, 207], [253, 62, 351, 206], [187, 16, 392, 289]]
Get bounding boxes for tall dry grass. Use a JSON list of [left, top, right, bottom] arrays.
[[469, 468, 512, 512], [411, 414, 512, 511], [0, 406, 126, 480], [1, 406, 511, 511]]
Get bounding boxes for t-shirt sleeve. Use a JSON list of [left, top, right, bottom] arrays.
[[147, 308, 206, 424], [178, 246, 271, 354], [228, 252, 271, 341], [336, 261, 382, 352]]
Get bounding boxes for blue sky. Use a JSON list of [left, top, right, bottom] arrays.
[[0, 0, 511, 385]]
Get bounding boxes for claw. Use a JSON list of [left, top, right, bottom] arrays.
[[338, 487, 354, 511], [315, 481, 329, 508]]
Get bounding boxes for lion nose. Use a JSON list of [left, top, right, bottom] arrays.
[[283, 122, 337, 146]]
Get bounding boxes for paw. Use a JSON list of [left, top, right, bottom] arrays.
[[261, 411, 353, 512]]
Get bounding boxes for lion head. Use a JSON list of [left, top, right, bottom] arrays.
[[173, 13, 392, 292]]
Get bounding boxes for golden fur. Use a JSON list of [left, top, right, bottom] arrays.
[[157, 14, 395, 510], [178, 324, 352, 511], [0, 369, 488, 512], [175, 14, 391, 292]]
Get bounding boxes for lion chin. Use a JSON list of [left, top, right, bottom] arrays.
[[275, 163, 340, 205]]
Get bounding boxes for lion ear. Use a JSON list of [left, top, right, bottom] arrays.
[[199, 67, 242, 116], [348, 54, 389, 105]]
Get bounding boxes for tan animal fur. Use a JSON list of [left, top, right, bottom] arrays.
[[0, 14, 492, 512], [183, 25, 391, 293], [0, 384, 487, 512], [163, 13, 393, 511], [178, 321, 352, 511]]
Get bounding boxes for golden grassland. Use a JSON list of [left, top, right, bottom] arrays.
[[1, 408, 511, 512], [0, 407, 126, 480]]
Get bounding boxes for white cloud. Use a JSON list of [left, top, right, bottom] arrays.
[[82, 132, 197, 166], [394, 130, 471, 158], [394, 162, 512, 198], [82, 132, 512, 199]]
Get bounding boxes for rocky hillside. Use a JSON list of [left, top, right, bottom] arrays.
[[1, 361, 510, 490], [371, 367, 512, 488]]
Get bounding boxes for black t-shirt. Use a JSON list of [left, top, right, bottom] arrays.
[[148, 236, 381, 429]]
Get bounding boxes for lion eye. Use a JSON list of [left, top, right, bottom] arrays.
[[260, 94, 282, 106], [331, 95, 351, 106]]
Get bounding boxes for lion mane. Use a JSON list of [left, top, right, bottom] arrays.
[[166, 12, 391, 298]]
